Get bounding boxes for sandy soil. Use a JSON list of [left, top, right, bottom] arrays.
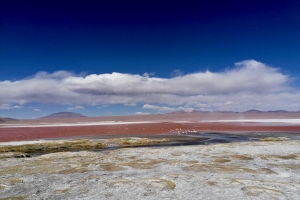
[[0, 140, 299, 199]]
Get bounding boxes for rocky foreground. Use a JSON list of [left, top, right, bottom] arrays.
[[0, 140, 300, 200]]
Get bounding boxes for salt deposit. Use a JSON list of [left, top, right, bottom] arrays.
[[0, 140, 299, 199]]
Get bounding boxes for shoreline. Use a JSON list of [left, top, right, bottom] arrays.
[[0, 131, 298, 155], [1, 118, 300, 128]]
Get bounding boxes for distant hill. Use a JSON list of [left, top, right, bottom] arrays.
[[0, 117, 18, 123], [267, 110, 290, 113], [215, 111, 237, 113], [42, 112, 86, 118], [242, 109, 300, 114], [169, 109, 299, 114], [242, 109, 263, 114]]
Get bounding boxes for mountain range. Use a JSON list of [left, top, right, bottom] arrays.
[[170, 109, 300, 114], [0, 117, 19, 123], [1, 109, 300, 121], [41, 112, 86, 118]]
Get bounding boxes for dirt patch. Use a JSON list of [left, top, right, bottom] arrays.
[[259, 154, 298, 160], [0, 140, 106, 154], [259, 137, 290, 142], [184, 163, 276, 174], [125, 159, 166, 169], [241, 186, 285, 196]]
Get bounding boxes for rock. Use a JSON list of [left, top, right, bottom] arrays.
[[15, 154, 31, 158]]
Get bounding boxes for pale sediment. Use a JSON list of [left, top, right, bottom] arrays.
[[0, 140, 300, 199]]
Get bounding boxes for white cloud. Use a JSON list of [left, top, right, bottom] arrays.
[[75, 106, 85, 109], [67, 106, 85, 110], [124, 103, 137, 106], [177, 106, 195, 112], [34, 109, 41, 112], [142, 104, 195, 113], [143, 104, 177, 112], [135, 112, 151, 115], [0, 104, 22, 110], [0, 60, 299, 111], [0, 104, 12, 110], [142, 72, 155, 77], [171, 69, 183, 77]]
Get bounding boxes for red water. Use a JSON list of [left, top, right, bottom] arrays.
[[1, 122, 300, 142]]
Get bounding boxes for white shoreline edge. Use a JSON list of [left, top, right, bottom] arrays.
[[204, 119, 300, 124], [1, 119, 300, 128], [0, 121, 159, 128]]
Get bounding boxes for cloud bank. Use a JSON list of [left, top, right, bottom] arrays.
[[1, 60, 299, 111]]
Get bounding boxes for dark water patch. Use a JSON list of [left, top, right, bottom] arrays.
[[185, 132, 258, 144], [181, 131, 300, 145], [10, 131, 300, 157]]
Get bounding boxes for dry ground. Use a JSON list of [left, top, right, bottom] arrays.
[[0, 139, 300, 200]]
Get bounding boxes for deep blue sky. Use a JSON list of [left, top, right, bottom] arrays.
[[1, 0, 299, 79], [1, 0, 300, 118]]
